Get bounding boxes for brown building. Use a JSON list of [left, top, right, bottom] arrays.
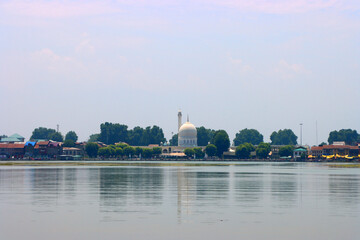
[[310, 145, 359, 157], [0, 143, 25, 158]]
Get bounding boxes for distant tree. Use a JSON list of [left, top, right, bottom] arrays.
[[197, 127, 216, 146], [99, 122, 129, 145], [193, 147, 205, 158], [205, 144, 217, 157], [319, 142, 327, 146], [235, 143, 255, 159], [170, 134, 178, 146], [128, 126, 144, 146], [184, 148, 195, 158], [31, 127, 56, 140], [135, 147, 143, 157], [270, 129, 297, 145], [63, 139, 75, 147], [65, 131, 78, 142], [233, 128, 263, 146], [85, 143, 99, 158], [88, 134, 100, 142], [115, 143, 129, 149], [328, 129, 359, 145], [123, 146, 136, 157], [143, 148, 153, 158], [279, 145, 294, 157], [115, 147, 124, 157], [152, 147, 162, 157], [140, 125, 166, 146], [235, 145, 249, 159], [50, 132, 63, 142], [98, 147, 114, 158], [212, 130, 230, 157], [256, 142, 271, 159]]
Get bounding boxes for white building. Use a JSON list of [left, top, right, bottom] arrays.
[[178, 111, 197, 147]]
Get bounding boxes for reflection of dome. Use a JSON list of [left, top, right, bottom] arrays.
[[178, 121, 197, 147]]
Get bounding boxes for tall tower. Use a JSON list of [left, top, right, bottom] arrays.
[[178, 110, 182, 132]]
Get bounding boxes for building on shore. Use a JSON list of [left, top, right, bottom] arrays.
[[0, 133, 25, 143], [0, 143, 25, 159], [177, 110, 197, 148], [310, 144, 359, 158]]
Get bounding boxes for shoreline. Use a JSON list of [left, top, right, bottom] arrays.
[[0, 159, 359, 167]]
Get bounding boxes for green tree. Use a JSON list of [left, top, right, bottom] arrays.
[[205, 144, 217, 157], [328, 129, 359, 145], [270, 129, 298, 145], [65, 131, 78, 142], [212, 130, 230, 157], [235, 143, 254, 159], [319, 142, 327, 146], [143, 148, 153, 158], [98, 147, 113, 158], [135, 147, 143, 157], [85, 143, 99, 158], [88, 134, 100, 142], [115, 143, 129, 149], [63, 139, 75, 147], [123, 146, 136, 157], [115, 147, 124, 157], [50, 132, 63, 142], [184, 148, 195, 158], [152, 147, 162, 157], [279, 145, 294, 157], [233, 128, 263, 146], [140, 126, 166, 146], [256, 142, 271, 159], [128, 126, 144, 146], [193, 147, 205, 158], [197, 127, 216, 146], [170, 134, 178, 146], [31, 127, 56, 140], [99, 122, 129, 145]]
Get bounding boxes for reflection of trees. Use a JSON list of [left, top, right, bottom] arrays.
[[99, 167, 164, 208], [195, 172, 229, 201], [234, 172, 264, 203], [63, 168, 76, 197], [271, 173, 298, 207], [30, 168, 62, 206], [329, 174, 360, 208]]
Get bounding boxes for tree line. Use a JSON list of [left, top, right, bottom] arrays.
[[85, 142, 163, 158], [29, 125, 360, 148]]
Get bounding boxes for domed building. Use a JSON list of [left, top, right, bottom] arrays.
[[178, 112, 197, 147]]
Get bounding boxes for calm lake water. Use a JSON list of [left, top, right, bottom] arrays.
[[0, 162, 359, 240]]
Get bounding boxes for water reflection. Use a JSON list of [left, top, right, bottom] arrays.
[[329, 174, 360, 209], [234, 172, 264, 204], [1, 163, 360, 240], [271, 173, 298, 207], [99, 167, 164, 209]]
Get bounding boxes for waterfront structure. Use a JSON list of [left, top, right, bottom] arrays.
[[310, 144, 359, 158], [0, 143, 25, 158], [178, 112, 197, 148], [0, 133, 25, 143], [293, 146, 308, 159]]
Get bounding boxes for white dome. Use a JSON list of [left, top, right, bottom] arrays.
[[179, 122, 197, 137], [178, 121, 197, 147]]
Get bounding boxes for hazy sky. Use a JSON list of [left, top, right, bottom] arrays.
[[1, 0, 359, 145]]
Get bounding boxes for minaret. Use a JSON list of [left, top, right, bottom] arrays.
[[178, 110, 182, 132]]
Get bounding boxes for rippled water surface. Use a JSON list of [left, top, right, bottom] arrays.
[[0, 162, 360, 240]]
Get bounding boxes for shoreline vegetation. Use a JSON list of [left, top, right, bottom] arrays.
[[0, 159, 359, 168]]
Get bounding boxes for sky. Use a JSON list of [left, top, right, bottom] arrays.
[[1, 0, 360, 145]]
